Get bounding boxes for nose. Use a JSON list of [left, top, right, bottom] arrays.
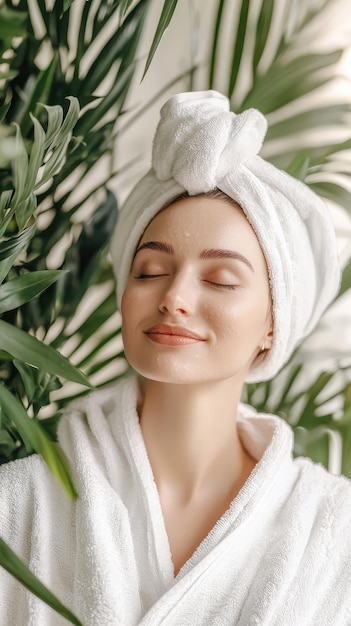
[[159, 272, 195, 316]]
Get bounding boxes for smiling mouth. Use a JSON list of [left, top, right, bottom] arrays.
[[144, 324, 205, 345]]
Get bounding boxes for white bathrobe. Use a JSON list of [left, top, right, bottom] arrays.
[[1, 375, 351, 625]]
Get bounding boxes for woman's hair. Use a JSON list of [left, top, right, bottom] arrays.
[[161, 189, 241, 212]]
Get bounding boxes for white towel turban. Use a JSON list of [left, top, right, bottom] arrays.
[[111, 90, 341, 383]]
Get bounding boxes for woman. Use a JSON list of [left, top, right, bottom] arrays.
[[1, 90, 350, 625]]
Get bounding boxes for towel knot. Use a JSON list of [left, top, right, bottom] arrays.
[[152, 90, 267, 194]]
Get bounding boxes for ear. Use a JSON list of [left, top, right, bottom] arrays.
[[263, 316, 274, 350]]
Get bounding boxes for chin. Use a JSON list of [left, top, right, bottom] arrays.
[[129, 358, 240, 387], [133, 364, 196, 385]]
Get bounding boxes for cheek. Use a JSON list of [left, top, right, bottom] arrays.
[[202, 290, 269, 337], [121, 289, 131, 325], [122, 281, 141, 306], [122, 280, 161, 310], [121, 284, 147, 322], [121, 288, 139, 343], [202, 300, 235, 326]]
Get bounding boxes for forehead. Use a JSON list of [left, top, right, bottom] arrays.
[[139, 196, 264, 261]]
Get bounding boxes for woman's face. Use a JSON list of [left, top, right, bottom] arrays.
[[121, 196, 273, 386]]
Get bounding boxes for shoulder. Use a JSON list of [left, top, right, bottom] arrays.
[[239, 402, 351, 530], [0, 452, 44, 485], [60, 374, 137, 424], [0, 453, 62, 541], [0, 452, 50, 489], [290, 458, 351, 585], [58, 374, 137, 442], [0, 376, 136, 508], [294, 455, 351, 519]]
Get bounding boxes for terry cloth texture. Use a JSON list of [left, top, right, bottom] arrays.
[[1, 376, 351, 625], [111, 90, 341, 382]]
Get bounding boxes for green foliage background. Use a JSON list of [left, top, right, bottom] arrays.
[[0, 0, 351, 622]]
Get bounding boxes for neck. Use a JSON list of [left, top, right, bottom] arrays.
[[138, 378, 254, 501]]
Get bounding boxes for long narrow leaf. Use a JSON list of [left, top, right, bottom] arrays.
[[253, 0, 274, 71], [36, 134, 71, 188], [76, 0, 149, 135], [18, 56, 59, 136], [13, 360, 37, 405], [0, 224, 36, 262], [119, 0, 134, 24], [25, 116, 46, 193], [298, 428, 330, 467], [0, 255, 18, 286], [0, 104, 10, 125], [59, 289, 118, 352], [0, 383, 78, 499], [93, 0, 121, 38], [63, 0, 75, 13], [275, 364, 304, 414], [0, 538, 82, 626], [0, 191, 15, 235], [309, 182, 351, 214], [15, 194, 36, 231], [340, 423, 351, 477], [208, 0, 226, 89], [0, 320, 91, 387], [75, 329, 121, 369], [268, 137, 351, 171], [35, 0, 50, 34], [142, 0, 179, 80], [42, 104, 64, 150], [228, 0, 250, 98], [86, 353, 124, 377], [117, 0, 150, 110], [0, 270, 63, 314], [267, 104, 350, 141], [0, 8, 27, 41], [338, 262, 351, 299], [83, 7, 141, 94], [298, 372, 335, 428], [76, 64, 134, 135], [12, 124, 28, 206], [72, 0, 91, 81], [242, 50, 342, 113], [48, 97, 80, 150], [286, 152, 310, 181]]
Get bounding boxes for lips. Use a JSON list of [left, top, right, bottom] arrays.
[[144, 324, 205, 346], [145, 324, 204, 340]]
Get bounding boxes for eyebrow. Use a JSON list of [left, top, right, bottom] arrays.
[[134, 241, 254, 272], [134, 241, 173, 257], [200, 248, 254, 272]]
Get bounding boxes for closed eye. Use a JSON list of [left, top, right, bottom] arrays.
[[203, 280, 237, 291], [134, 273, 169, 279]]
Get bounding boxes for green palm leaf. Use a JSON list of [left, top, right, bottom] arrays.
[[0, 538, 82, 626], [0, 270, 63, 313], [0, 224, 35, 260], [0, 383, 78, 499], [0, 320, 90, 387], [228, 0, 250, 98], [142, 0, 179, 79]]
